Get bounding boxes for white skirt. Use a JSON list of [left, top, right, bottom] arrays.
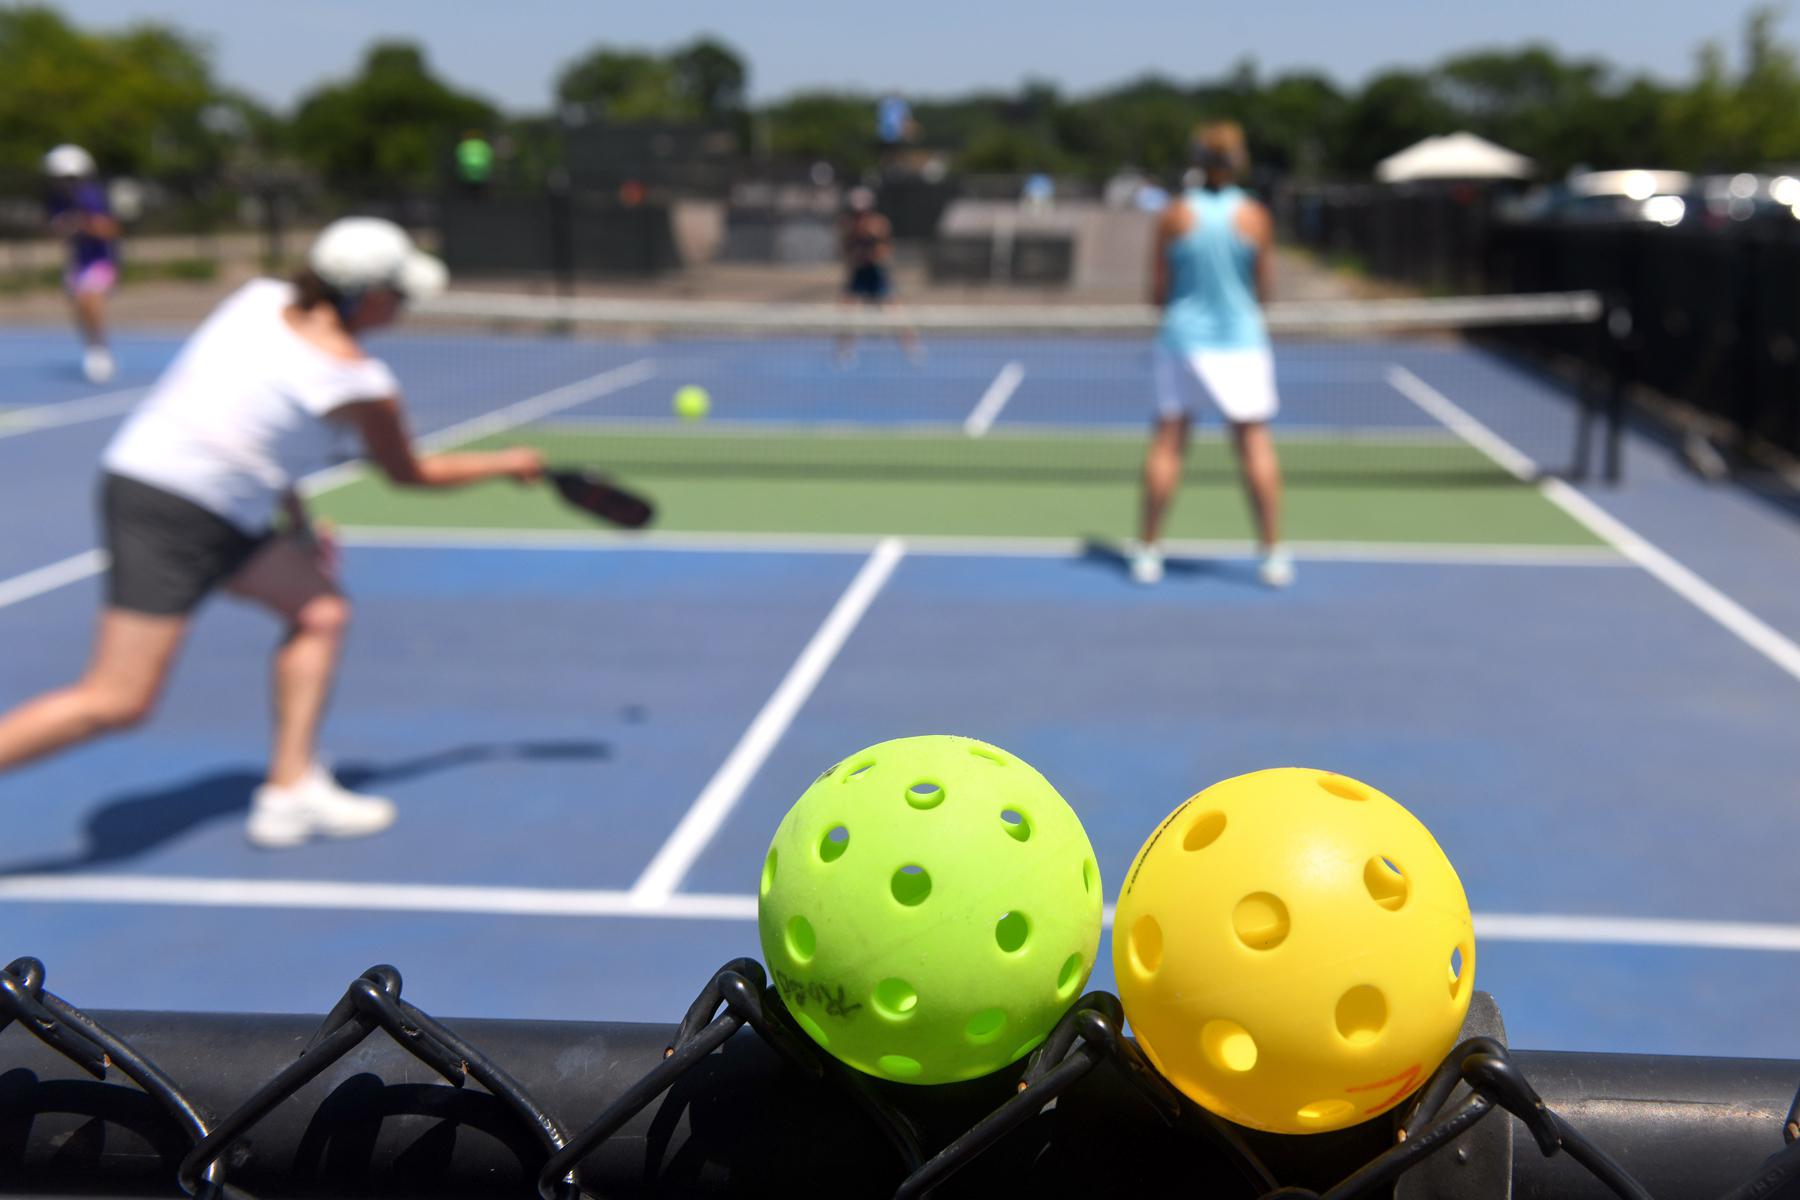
[[1152, 344, 1279, 424]]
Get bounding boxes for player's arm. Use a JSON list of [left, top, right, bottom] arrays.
[[337, 398, 543, 488], [79, 211, 122, 240], [1242, 201, 1275, 305], [874, 215, 895, 263], [59, 194, 120, 240], [1149, 204, 1185, 307]]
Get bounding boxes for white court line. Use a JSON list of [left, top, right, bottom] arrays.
[[629, 536, 907, 907], [1474, 912, 1800, 953], [300, 358, 657, 498], [537, 415, 1464, 446], [0, 386, 147, 440], [0, 874, 757, 921], [1388, 365, 1800, 685], [0, 360, 658, 613], [1, 873, 1794, 953], [0, 549, 106, 610], [336, 525, 1629, 568], [963, 361, 1025, 436]]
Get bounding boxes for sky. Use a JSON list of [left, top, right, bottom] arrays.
[[35, 0, 1778, 111]]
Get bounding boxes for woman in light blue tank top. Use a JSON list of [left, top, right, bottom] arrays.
[[1159, 185, 1268, 352], [1135, 120, 1291, 589]]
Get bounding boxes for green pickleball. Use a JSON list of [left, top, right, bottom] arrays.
[[757, 734, 1104, 1084]]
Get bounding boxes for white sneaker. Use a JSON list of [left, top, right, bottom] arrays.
[[245, 763, 397, 849], [82, 346, 115, 384], [1258, 546, 1295, 589], [1129, 543, 1164, 586]]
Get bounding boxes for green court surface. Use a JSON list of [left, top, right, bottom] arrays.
[[314, 427, 1603, 545]]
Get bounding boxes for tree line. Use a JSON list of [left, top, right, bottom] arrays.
[[4, 2, 1799, 191]]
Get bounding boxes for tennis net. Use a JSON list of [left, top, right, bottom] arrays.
[[381, 290, 1607, 489]]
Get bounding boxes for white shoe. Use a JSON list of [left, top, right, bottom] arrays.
[[245, 763, 396, 849], [1129, 543, 1164, 585], [82, 346, 115, 384], [1258, 546, 1295, 589]]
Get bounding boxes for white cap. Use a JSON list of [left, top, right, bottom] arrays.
[[846, 186, 875, 212], [307, 216, 448, 300], [44, 144, 96, 178]]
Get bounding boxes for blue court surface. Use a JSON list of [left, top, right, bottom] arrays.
[[2, 317, 1798, 1066]]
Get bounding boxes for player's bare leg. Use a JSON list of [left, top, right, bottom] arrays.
[[227, 534, 395, 847], [1133, 414, 1190, 583], [226, 535, 349, 788], [834, 293, 858, 365], [0, 609, 185, 770], [73, 288, 114, 382], [1232, 421, 1292, 587]]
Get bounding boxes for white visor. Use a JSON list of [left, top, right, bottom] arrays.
[[308, 216, 448, 300], [44, 144, 96, 178]]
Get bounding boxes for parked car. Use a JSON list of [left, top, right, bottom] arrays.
[[1503, 169, 1692, 225]]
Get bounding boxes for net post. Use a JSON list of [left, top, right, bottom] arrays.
[[1572, 337, 1598, 485], [1603, 295, 1633, 486]]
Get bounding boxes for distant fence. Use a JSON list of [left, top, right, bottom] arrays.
[[1278, 183, 1496, 294]]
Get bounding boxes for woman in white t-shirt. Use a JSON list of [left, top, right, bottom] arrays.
[[0, 218, 545, 849]]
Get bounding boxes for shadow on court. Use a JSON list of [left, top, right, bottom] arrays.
[[1075, 537, 1263, 586], [0, 741, 611, 876]]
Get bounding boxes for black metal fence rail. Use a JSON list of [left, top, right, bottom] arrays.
[[1280, 184, 1800, 465], [1486, 222, 1800, 461], [4, 957, 1796, 1199]]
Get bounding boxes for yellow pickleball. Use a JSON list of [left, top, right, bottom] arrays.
[[673, 385, 711, 421], [1113, 768, 1474, 1134]]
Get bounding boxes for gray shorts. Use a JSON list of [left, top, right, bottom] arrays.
[[100, 473, 270, 616]]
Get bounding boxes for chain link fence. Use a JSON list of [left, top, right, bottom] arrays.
[[4, 955, 1796, 1198]]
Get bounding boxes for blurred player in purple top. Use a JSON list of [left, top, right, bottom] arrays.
[[44, 144, 120, 383]]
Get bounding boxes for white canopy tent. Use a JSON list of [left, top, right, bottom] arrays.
[[1374, 132, 1534, 183]]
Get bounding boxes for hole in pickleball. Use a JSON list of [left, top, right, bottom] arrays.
[[1201, 1019, 1258, 1072], [1335, 985, 1387, 1045], [873, 978, 918, 1020], [1055, 953, 1082, 998], [995, 911, 1030, 953], [819, 825, 849, 863], [906, 780, 944, 810], [1364, 856, 1408, 911], [1082, 859, 1098, 896], [878, 1054, 922, 1079], [1129, 915, 1163, 977], [1318, 774, 1373, 801], [785, 915, 816, 963], [845, 759, 875, 781], [1000, 809, 1031, 842], [760, 848, 777, 897], [969, 746, 1007, 766], [966, 1008, 1006, 1043], [1297, 1099, 1354, 1126], [891, 865, 932, 906], [1232, 892, 1290, 950], [1450, 944, 1471, 999], [1183, 810, 1226, 851]]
